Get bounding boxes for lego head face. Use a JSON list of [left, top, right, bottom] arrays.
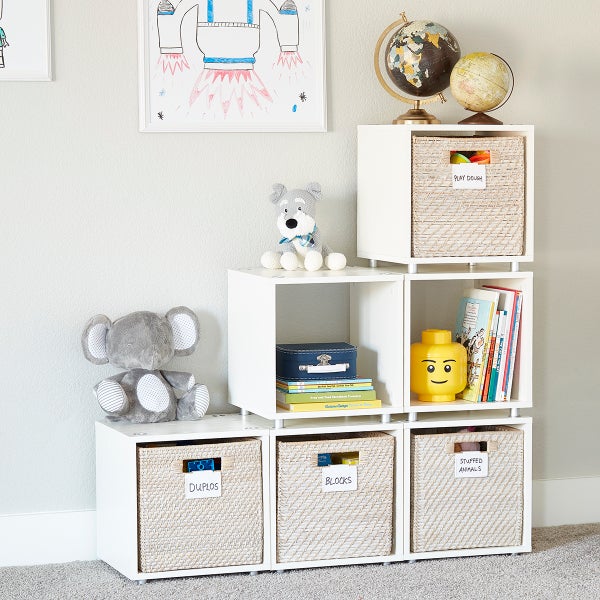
[[410, 329, 467, 402]]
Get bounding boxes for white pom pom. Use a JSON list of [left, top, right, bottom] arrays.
[[261, 251, 282, 269], [280, 251, 300, 271], [303, 250, 324, 272], [325, 252, 347, 271]]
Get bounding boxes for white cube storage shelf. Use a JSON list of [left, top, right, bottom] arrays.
[[228, 267, 405, 422], [357, 124, 534, 268], [95, 415, 272, 582], [404, 265, 533, 417], [228, 266, 532, 420], [273, 425, 399, 568], [95, 413, 531, 580], [404, 413, 532, 560]]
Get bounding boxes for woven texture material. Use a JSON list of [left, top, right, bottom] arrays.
[[412, 136, 525, 257], [411, 426, 524, 552], [276, 432, 394, 563], [137, 438, 263, 573]]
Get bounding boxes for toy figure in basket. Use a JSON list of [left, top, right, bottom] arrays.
[[81, 306, 209, 423], [261, 182, 347, 272]]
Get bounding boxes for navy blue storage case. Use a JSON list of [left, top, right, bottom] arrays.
[[276, 342, 357, 381]]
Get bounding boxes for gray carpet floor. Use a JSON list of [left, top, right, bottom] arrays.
[[1, 524, 599, 600]]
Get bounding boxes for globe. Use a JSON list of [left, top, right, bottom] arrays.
[[450, 52, 513, 124], [385, 20, 461, 98]]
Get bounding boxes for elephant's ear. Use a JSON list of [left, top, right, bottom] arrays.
[[82, 315, 111, 364], [166, 306, 200, 356]]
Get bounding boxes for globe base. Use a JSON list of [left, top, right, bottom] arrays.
[[393, 108, 440, 125], [457, 111, 503, 125]]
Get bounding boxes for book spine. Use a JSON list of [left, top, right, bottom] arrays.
[[277, 377, 372, 387], [276, 389, 377, 404], [277, 384, 374, 393], [488, 310, 507, 402], [276, 399, 382, 412], [480, 311, 500, 402], [503, 292, 523, 401]]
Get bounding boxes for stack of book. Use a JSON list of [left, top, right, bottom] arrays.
[[454, 285, 523, 403], [275, 377, 381, 412]]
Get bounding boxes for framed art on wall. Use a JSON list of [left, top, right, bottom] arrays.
[[0, 0, 51, 81], [138, 0, 326, 132]]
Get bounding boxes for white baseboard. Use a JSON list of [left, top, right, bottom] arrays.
[[532, 476, 600, 528], [1, 477, 599, 567], [0, 510, 97, 567]]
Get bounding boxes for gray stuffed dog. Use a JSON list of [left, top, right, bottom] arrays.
[[81, 307, 209, 424], [261, 182, 346, 272]]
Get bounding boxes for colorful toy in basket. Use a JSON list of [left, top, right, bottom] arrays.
[[81, 307, 209, 423], [260, 182, 347, 272], [410, 329, 467, 402]]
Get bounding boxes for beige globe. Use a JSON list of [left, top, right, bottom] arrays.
[[450, 52, 511, 112]]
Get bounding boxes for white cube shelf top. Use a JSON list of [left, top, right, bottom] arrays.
[[228, 266, 403, 285], [358, 123, 533, 134], [96, 413, 272, 443]]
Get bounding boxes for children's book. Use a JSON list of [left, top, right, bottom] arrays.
[[480, 310, 500, 402], [503, 291, 523, 401], [276, 389, 377, 404], [486, 310, 507, 402], [482, 285, 521, 401], [276, 378, 373, 393], [454, 288, 499, 402], [276, 399, 382, 412]]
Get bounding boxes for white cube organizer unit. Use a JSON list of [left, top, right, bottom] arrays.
[[228, 267, 405, 424], [270, 417, 404, 571], [95, 413, 531, 579], [228, 265, 532, 421], [96, 122, 535, 581], [357, 124, 534, 270], [404, 413, 532, 560], [403, 265, 533, 418], [95, 415, 272, 582]]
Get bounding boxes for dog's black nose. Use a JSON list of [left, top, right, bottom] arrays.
[[285, 219, 298, 229]]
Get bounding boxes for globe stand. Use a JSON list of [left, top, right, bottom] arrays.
[[393, 101, 441, 124], [457, 111, 503, 126]]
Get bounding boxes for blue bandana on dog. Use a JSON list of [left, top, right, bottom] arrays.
[[279, 225, 316, 247]]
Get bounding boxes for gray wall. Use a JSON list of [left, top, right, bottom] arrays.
[[1, 0, 597, 514]]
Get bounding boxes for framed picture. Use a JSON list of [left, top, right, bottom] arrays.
[[138, 0, 326, 132], [0, 0, 51, 81]]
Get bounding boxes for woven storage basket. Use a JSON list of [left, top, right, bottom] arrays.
[[137, 438, 263, 573], [412, 135, 525, 257], [411, 426, 524, 552], [276, 432, 394, 563]]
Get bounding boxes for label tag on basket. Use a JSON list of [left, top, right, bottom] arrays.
[[452, 164, 486, 189], [184, 470, 222, 498], [455, 451, 488, 478], [321, 464, 357, 492]]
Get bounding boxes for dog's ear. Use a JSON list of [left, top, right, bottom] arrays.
[[270, 183, 287, 204], [306, 182, 321, 201]]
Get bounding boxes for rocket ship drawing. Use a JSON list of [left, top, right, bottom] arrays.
[[156, 0, 299, 70], [154, 0, 303, 118]]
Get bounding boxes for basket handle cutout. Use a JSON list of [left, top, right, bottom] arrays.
[[446, 441, 499, 454], [317, 451, 359, 466], [449, 149, 493, 165], [182, 456, 227, 472]]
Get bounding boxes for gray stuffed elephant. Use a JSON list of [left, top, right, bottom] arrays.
[[81, 307, 209, 424]]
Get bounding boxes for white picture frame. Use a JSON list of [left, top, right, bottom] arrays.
[[138, 0, 326, 132], [0, 0, 51, 81]]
